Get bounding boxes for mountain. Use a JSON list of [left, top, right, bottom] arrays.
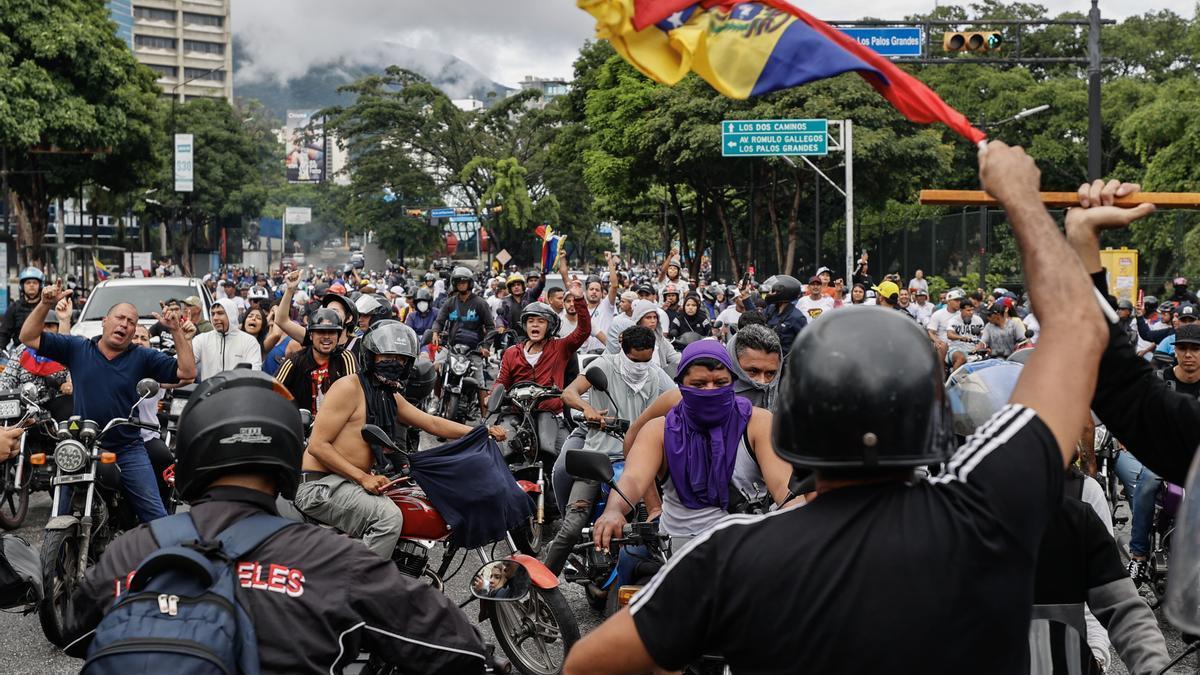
[[232, 36, 516, 122]]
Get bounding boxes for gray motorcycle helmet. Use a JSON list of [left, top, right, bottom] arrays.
[[361, 320, 420, 384], [520, 302, 561, 339]]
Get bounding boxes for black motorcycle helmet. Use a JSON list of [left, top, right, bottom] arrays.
[[174, 370, 303, 500], [1144, 295, 1159, 314], [414, 287, 433, 303], [761, 275, 803, 305], [306, 308, 344, 341], [450, 266, 473, 289], [361, 320, 420, 385], [773, 308, 954, 470]]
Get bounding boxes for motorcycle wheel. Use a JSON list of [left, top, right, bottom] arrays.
[[444, 393, 462, 423], [39, 523, 82, 647], [0, 457, 30, 530], [488, 586, 579, 675], [510, 497, 543, 556]]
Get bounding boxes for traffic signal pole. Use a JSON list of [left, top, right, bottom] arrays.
[[1087, 0, 1103, 181]]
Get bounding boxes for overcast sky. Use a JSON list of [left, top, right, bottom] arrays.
[[231, 0, 1197, 89]]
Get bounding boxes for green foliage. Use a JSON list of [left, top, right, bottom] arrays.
[[0, 0, 164, 265]]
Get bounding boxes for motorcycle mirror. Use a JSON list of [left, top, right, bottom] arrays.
[[299, 409, 313, 428], [469, 559, 532, 603], [565, 448, 614, 483], [584, 368, 609, 393], [361, 424, 400, 453], [19, 382, 39, 405], [136, 378, 160, 400], [486, 384, 506, 414]]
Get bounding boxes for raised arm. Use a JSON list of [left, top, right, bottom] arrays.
[[275, 271, 305, 342], [979, 143, 1108, 464], [605, 252, 620, 306], [20, 282, 67, 351]]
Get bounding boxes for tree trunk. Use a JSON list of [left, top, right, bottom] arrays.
[[16, 169, 48, 268], [667, 183, 690, 271], [744, 164, 756, 271], [783, 169, 802, 276], [690, 192, 706, 281], [713, 196, 741, 282], [766, 167, 784, 271]]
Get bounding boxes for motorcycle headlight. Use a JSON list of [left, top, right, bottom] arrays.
[[170, 397, 188, 418], [451, 358, 470, 375], [54, 440, 89, 474], [0, 398, 21, 420]]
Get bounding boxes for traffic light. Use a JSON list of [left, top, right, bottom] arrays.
[[455, 207, 474, 215], [942, 31, 1002, 53], [405, 209, 424, 218], [491, 205, 504, 215]]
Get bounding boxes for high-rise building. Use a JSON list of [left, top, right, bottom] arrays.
[[127, 1, 233, 103], [106, 0, 135, 48]]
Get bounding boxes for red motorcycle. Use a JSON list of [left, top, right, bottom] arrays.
[[357, 424, 578, 675]]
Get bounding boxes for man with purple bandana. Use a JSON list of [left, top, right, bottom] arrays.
[[591, 340, 797, 550]]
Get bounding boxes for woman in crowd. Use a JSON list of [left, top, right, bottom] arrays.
[[670, 294, 713, 340]]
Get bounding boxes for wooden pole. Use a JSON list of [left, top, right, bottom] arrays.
[[919, 190, 1200, 209]]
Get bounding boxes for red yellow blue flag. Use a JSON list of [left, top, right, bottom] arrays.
[[577, 0, 985, 143], [93, 256, 111, 281], [535, 225, 567, 275]]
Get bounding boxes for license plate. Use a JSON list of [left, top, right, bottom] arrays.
[[52, 474, 91, 486]]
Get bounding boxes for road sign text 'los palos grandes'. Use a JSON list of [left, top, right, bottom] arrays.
[[722, 119, 828, 157]]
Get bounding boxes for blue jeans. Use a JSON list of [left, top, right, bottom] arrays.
[[1115, 451, 1161, 558], [56, 440, 167, 524]]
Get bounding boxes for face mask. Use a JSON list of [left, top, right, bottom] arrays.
[[373, 360, 409, 390], [417, 301, 430, 313], [618, 352, 653, 393], [678, 384, 736, 428]]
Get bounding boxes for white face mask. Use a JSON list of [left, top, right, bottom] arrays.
[[618, 351, 653, 393], [417, 301, 429, 313]]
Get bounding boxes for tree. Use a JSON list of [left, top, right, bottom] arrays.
[[0, 0, 163, 267], [153, 99, 267, 274]]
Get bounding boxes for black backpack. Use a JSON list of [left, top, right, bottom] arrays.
[[82, 512, 294, 675]]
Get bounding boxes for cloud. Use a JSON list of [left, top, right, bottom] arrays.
[[231, 0, 596, 89], [231, 0, 1195, 91]]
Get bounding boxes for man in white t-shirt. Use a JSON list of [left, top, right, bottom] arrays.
[[946, 300, 985, 371], [908, 288, 934, 326], [796, 277, 835, 321], [907, 269, 929, 296], [584, 253, 620, 353], [926, 288, 965, 366]]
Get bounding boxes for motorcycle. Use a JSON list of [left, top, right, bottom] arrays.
[[38, 378, 164, 646], [0, 382, 74, 530], [489, 382, 566, 556], [563, 449, 729, 675], [433, 330, 493, 425], [1145, 480, 1184, 607], [555, 369, 634, 611], [338, 425, 578, 675]]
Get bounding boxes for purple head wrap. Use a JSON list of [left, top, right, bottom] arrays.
[[664, 340, 754, 510]]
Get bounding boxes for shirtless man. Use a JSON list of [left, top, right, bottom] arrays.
[[293, 321, 505, 558]]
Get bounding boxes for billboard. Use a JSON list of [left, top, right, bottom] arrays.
[[284, 110, 325, 183]]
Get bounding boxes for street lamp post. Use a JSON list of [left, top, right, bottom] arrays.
[[977, 104, 1051, 284]]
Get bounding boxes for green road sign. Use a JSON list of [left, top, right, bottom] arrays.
[[721, 119, 828, 157]]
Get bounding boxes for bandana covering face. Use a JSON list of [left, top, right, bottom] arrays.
[[664, 340, 753, 510], [616, 350, 653, 394]]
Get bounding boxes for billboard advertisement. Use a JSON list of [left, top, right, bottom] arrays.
[[284, 110, 325, 183]]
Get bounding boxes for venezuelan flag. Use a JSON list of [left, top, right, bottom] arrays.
[[19, 347, 64, 378], [535, 225, 567, 275], [93, 256, 111, 281], [577, 0, 985, 143]]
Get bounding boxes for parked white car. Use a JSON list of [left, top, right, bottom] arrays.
[[71, 277, 214, 340]]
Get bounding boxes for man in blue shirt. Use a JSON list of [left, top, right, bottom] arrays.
[[21, 282, 197, 522]]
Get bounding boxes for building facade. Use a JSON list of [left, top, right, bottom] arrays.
[[518, 76, 570, 109], [106, 0, 135, 48], [127, 0, 233, 102]]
